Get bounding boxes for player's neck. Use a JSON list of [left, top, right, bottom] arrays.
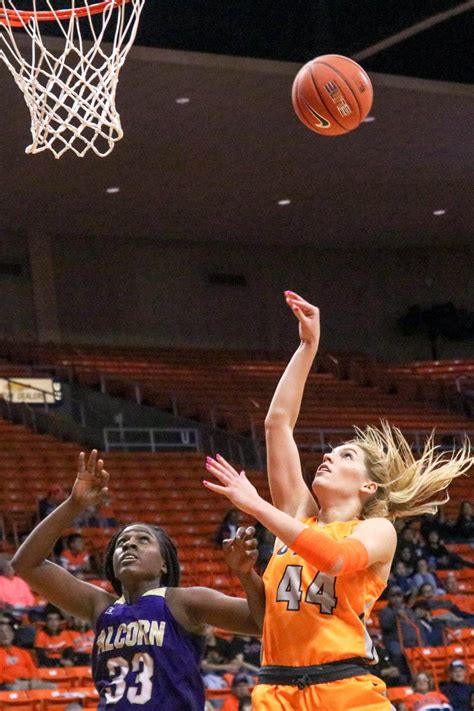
[[121, 578, 164, 604], [316, 501, 362, 525]]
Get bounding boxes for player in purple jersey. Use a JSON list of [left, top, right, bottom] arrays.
[[11, 451, 265, 710]]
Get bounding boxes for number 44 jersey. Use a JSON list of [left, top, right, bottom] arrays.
[[261, 518, 386, 667], [92, 588, 205, 710]]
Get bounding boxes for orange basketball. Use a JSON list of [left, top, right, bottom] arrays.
[[292, 54, 373, 136]]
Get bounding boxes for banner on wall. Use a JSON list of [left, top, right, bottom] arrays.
[[0, 378, 62, 404]]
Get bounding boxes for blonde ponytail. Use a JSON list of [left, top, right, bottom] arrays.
[[347, 422, 472, 521]]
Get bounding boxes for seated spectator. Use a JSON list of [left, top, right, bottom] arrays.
[[214, 509, 244, 548], [226, 635, 261, 676], [379, 586, 418, 679], [394, 545, 418, 577], [444, 571, 465, 596], [38, 484, 67, 520], [66, 617, 94, 666], [221, 674, 251, 711], [404, 672, 453, 710], [35, 609, 74, 668], [408, 558, 444, 596], [59, 534, 91, 578], [389, 561, 413, 596], [0, 556, 36, 610], [451, 501, 474, 543], [420, 509, 455, 543], [440, 659, 474, 711], [422, 531, 474, 571], [201, 630, 239, 689], [372, 635, 409, 686], [415, 583, 474, 627], [0, 614, 54, 690], [413, 600, 446, 647]]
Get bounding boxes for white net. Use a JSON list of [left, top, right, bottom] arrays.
[[0, 0, 145, 158]]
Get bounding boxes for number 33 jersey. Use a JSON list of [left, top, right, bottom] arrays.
[[92, 588, 205, 710], [261, 518, 386, 667]]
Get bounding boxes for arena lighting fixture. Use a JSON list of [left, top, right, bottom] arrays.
[[278, 199, 291, 206], [362, 116, 375, 123], [106, 187, 120, 194], [433, 209, 446, 216], [175, 97, 190, 104]]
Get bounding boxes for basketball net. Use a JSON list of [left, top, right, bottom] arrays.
[[0, 0, 145, 158]]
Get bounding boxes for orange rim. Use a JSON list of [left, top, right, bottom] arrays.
[[0, 0, 130, 27]]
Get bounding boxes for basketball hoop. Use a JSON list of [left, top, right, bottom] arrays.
[[0, 0, 145, 158]]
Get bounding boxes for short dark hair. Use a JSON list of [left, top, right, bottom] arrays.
[[104, 523, 180, 596], [66, 533, 83, 547]]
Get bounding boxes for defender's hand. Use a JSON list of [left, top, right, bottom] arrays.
[[70, 450, 109, 510], [223, 526, 258, 575]]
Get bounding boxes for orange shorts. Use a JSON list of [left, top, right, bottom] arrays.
[[251, 673, 394, 711]]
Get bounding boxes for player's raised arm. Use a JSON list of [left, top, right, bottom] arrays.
[[11, 450, 115, 624], [264, 291, 320, 517]]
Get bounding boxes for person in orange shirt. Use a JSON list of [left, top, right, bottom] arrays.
[[204, 291, 473, 711], [221, 674, 252, 711], [35, 609, 74, 667], [0, 556, 36, 609], [0, 614, 42, 690], [59, 533, 91, 578], [66, 616, 94, 665], [403, 671, 452, 710]]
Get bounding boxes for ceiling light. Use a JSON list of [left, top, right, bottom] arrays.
[[175, 97, 190, 104], [106, 187, 120, 194], [278, 199, 291, 206], [362, 116, 375, 123], [433, 209, 446, 216]]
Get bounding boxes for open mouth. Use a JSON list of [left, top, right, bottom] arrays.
[[317, 465, 330, 474], [121, 554, 138, 563]]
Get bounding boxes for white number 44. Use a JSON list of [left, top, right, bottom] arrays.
[[276, 565, 337, 614]]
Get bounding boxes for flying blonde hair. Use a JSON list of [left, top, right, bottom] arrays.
[[347, 422, 472, 521]]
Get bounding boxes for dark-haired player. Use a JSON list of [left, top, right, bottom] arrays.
[[12, 451, 263, 710]]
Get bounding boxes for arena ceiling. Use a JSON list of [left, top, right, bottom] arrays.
[[0, 2, 473, 249]]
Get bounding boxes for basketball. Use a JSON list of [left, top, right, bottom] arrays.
[[292, 54, 373, 137]]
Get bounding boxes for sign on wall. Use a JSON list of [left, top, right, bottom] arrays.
[[0, 378, 62, 404]]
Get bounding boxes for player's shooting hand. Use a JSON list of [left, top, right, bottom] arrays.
[[223, 526, 258, 575], [70, 450, 110, 511], [284, 290, 320, 349], [204, 454, 261, 515]]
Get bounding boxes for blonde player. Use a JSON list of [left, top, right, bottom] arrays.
[[204, 291, 472, 711]]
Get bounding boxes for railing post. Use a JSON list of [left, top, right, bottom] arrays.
[[134, 384, 142, 405]]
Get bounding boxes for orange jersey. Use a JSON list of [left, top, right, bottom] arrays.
[[261, 518, 386, 667]]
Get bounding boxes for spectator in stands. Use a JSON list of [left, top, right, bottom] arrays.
[[389, 560, 413, 596], [35, 608, 74, 667], [395, 544, 418, 577], [413, 600, 446, 647], [238, 698, 252, 711], [415, 583, 474, 627], [0, 556, 36, 611], [226, 634, 261, 677], [71, 497, 117, 529], [379, 586, 417, 680], [221, 673, 251, 711], [59, 533, 91, 579], [0, 614, 55, 690], [420, 509, 455, 543], [214, 509, 244, 548], [422, 530, 474, 571], [372, 635, 409, 686], [444, 571, 464, 595], [440, 659, 474, 711], [38, 484, 67, 520], [201, 630, 238, 690], [408, 558, 444, 596], [66, 616, 94, 666], [404, 671, 453, 710], [452, 502, 474, 543]]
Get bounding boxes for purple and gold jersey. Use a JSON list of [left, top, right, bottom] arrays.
[[93, 587, 205, 710]]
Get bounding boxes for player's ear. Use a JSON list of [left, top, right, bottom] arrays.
[[161, 563, 167, 574], [361, 481, 378, 496]]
